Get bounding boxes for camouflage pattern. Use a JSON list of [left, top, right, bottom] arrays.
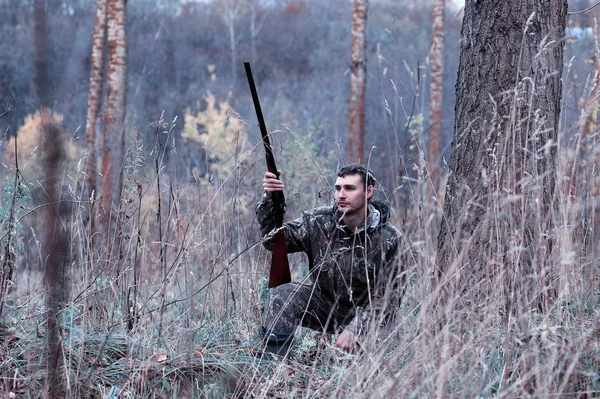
[[256, 197, 401, 337], [264, 283, 356, 340]]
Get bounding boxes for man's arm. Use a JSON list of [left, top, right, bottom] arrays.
[[256, 170, 285, 245]]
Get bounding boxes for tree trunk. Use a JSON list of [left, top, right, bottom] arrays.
[[349, 0, 368, 163], [41, 119, 68, 399], [34, 1, 68, 397], [436, 0, 567, 311], [428, 0, 445, 186], [228, 0, 237, 88], [250, 2, 264, 66], [218, 0, 240, 88], [34, 0, 52, 109], [85, 0, 108, 233], [251, 5, 257, 64], [101, 0, 127, 243]]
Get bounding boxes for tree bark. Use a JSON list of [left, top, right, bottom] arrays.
[[85, 0, 108, 232], [101, 0, 127, 242], [34, 0, 52, 109], [428, 0, 445, 186], [217, 0, 240, 88], [349, 0, 368, 163], [227, 0, 238, 88], [41, 119, 68, 399], [34, 1, 68, 397], [249, 1, 264, 66], [436, 0, 567, 311]]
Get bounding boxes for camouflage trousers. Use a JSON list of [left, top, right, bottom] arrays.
[[262, 283, 355, 344]]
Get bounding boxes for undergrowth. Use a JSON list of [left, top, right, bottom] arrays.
[[0, 86, 599, 397]]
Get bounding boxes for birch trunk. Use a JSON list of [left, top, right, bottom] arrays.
[[101, 0, 127, 242], [85, 0, 107, 231], [428, 0, 445, 186], [349, 0, 368, 163]]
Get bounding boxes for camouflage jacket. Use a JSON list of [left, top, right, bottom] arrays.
[[256, 197, 401, 335]]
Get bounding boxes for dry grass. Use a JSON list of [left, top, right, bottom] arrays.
[[0, 95, 599, 398]]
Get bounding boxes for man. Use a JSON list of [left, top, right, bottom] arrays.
[[256, 163, 401, 356]]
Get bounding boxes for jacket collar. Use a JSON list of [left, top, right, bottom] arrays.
[[334, 203, 380, 233]]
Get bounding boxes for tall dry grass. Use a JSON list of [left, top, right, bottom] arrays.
[[0, 84, 599, 398]]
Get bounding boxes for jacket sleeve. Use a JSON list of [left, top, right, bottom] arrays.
[[344, 231, 403, 336], [255, 196, 311, 254]]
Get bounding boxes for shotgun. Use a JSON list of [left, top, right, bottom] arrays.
[[243, 60, 291, 288]]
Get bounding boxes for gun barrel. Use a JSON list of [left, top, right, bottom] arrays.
[[243, 61, 278, 176]]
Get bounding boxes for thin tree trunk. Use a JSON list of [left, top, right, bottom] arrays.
[[428, 0, 445, 186], [101, 0, 127, 244], [34, 0, 52, 109], [85, 0, 108, 234], [250, 4, 258, 65], [42, 119, 68, 399], [34, 1, 68, 397], [229, 3, 237, 88], [436, 0, 567, 308], [349, 0, 368, 163]]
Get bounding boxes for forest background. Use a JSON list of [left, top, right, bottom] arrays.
[[0, 0, 599, 397]]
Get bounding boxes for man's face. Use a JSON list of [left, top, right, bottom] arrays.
[[334, 174, 373, 215]]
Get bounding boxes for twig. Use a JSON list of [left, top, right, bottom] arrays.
[[568, 1, 600, 15]]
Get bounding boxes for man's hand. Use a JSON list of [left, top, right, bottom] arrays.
[[334, 330, 358, 352], [263, 171, 284, 198]]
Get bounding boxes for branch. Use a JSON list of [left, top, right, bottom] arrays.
[[568, 1, 600, 15]]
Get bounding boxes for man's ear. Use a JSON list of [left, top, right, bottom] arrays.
[[366, 185, 374, 199]]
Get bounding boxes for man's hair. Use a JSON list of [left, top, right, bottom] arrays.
[[337, 163, 376, 188]]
